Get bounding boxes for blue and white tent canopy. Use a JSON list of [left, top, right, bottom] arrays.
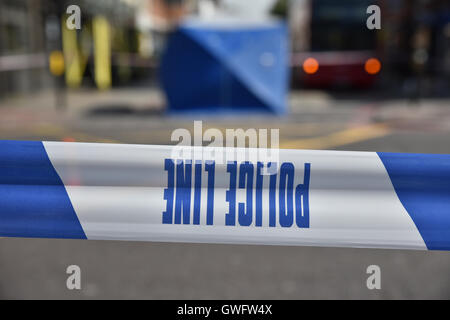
[[160, 17, 289, 114]]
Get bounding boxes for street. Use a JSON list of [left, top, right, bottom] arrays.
[[0, 87, 449, 299]]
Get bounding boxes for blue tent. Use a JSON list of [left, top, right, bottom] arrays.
[[160, 18, 289, 114]]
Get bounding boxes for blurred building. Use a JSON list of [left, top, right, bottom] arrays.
[[0, 0, 282, 97], [1, 0, 448, 97], [0, 0, 227, 97], [0, 0, 149, 97], [0, 0, 48, 96]]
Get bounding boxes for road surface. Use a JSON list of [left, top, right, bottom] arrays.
[[0, 88, 449, 299]]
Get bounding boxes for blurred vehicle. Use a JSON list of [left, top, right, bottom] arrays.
[[291, 0, 379, 89]]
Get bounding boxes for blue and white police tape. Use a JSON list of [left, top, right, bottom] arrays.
[[1, 140, 450, 250]]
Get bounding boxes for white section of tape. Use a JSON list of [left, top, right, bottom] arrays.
[[43, 142, 426, 249]]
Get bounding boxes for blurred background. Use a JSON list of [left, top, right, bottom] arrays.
[[0, 0, 450, 299]]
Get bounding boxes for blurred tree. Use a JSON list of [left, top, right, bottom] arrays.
[[271, 0, 288, 19]]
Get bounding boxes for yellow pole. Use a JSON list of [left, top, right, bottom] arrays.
[[61, 15, 83, 88], [92, 16, 112, 90]]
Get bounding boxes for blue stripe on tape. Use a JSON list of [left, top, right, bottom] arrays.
[[378, 152, 450, 250], [0, 140, 86, 239]]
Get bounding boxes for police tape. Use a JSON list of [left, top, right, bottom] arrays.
[[1, 140, 449, 250]]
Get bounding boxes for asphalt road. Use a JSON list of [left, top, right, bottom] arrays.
[[1, 88, 450, 299]]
